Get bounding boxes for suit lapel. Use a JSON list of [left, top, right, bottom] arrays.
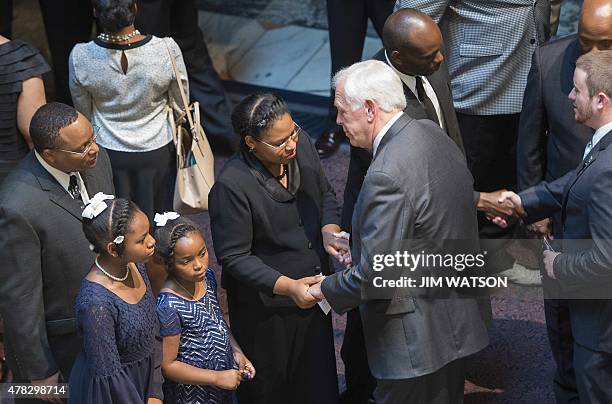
[[561, 130, 612, 223], [29, 154, 85, 221]]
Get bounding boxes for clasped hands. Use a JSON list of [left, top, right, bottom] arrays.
[[478, 190, 559, 278]]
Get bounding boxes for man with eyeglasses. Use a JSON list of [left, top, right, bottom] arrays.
[[0, 102, 114, 403]]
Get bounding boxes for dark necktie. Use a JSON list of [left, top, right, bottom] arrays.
[[68, 174, 82, 201], [415, 76, 440, 126]]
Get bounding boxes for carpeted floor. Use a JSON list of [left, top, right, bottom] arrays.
[[190, 147, 556, 403]]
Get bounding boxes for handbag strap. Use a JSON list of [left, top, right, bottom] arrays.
[[163, 39, 196, 133]]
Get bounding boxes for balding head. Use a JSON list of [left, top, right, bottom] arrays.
[[382, 8, 444, 76], [579, 0, 612, 53]]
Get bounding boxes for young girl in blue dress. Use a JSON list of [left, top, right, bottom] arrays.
[[154, 213, 255, 404], [69, 193, 162, 404]]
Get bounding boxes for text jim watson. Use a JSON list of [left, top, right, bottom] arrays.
[[372, 276, 508, 288]]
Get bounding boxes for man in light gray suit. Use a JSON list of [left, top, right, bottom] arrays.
[[309, 60, 488, 403]]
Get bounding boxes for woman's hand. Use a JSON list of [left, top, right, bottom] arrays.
[[233, 351, 256, 380], [214, 369, 242, 390], [273, 275, 322, 309]]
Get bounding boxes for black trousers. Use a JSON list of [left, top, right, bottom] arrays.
[[38, 0, 94, 104], [0, 0, 11, 37], [340, 308, 375, 403], [458, 112, 520, 272], [228, 298, 339, 404], [544, 299, 579, 403], [106, 142, 176, 222], [574, 343, 612, 404], [134, 0, 237, 154], [325, 0, 394, 129], [373, 357, 466, 404]]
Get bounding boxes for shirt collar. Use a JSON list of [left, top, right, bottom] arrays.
[[592, 120, 612, 150], [35, 150, 72, 192], [385, 50, 417, 96], [373, 112, 404, 157]]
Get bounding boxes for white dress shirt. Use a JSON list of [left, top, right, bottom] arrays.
[[584, 120, 612, 159], [35, 151, 90, 203], [385, 51, 445, 130], [373, 112, 404, 157]]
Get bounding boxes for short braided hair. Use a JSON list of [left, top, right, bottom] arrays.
[[231, 92, 290, 142], [153, 216, 201, 273], [83, 198, 140, 255]]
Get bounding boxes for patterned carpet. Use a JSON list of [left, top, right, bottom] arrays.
[[191, 146, 556, 403]]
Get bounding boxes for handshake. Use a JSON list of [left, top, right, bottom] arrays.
[[477, 189, 526, 228], [276, 227, 351, 309]]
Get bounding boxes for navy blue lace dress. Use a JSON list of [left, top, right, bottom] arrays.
[[156, 269, 234, 403], [69, 264, 163, 403]]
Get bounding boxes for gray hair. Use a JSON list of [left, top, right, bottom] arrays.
[[332, 60, 407, 112]]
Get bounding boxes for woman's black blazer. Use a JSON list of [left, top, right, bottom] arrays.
[[209, 134, 341, 307]]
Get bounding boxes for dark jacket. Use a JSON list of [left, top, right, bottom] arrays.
[[209, 134, 341, 307], [520, 129, 612, 353], [341, 48, 464, 229], [518, 35, 593, 190], [0, 149, 114, 380]]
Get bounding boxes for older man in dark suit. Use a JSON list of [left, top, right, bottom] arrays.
[[516, 2, 612, 401], [499, 50, 612, 403], [338, 10, 466, 401], [0, 102, 114, 403], [310, 60, 488, 404]]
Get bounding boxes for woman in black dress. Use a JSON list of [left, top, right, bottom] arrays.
[[209, 93, 344, 404], [0, 35, 49, 183]]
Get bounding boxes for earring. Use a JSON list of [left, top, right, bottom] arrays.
[[249, 148, 256, 154]]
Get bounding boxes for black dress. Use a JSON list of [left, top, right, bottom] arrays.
[[0, 40, 49, 182], [209, 134, 340, 404]]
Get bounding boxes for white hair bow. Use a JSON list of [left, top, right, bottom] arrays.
[[82, 192, 115, 219], [154, 211, 180, 227]]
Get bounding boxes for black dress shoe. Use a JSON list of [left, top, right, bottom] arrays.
[[315, 128, 345, 158]]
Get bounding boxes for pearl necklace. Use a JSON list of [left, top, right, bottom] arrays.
[[97, 29, 141, 44], [95, 256, 130, 282]]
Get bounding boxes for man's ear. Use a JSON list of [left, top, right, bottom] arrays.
[[389, 49, 402, 68], [41, 149, 55, 164], [365, 99, 377, 121]]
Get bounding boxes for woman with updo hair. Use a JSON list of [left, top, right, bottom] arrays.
[[208, 93, 342, 403], [68, 0, 188, 220], [68, 194, 162, 403]]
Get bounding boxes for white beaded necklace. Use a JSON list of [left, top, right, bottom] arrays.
[[97, 29, 141, 44], [95, 256, 130, 282]]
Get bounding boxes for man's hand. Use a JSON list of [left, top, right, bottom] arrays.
[[543, 250, 560, 279], [478, 189, 518, 218], [527, 218, 552, 239], [322, 225, 350, 263], [31, 371, 63, 403], [486, 191, 526, 228], [308, 280, 324, 300]]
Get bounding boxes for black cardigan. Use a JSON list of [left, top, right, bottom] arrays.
[[209, 134, 341, 307]]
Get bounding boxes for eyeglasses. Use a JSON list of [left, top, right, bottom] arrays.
[[51, 126, 99, 157], [255, 123, 301, 150]]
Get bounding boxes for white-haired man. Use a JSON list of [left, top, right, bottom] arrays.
[[309, 60, 488, 403]]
